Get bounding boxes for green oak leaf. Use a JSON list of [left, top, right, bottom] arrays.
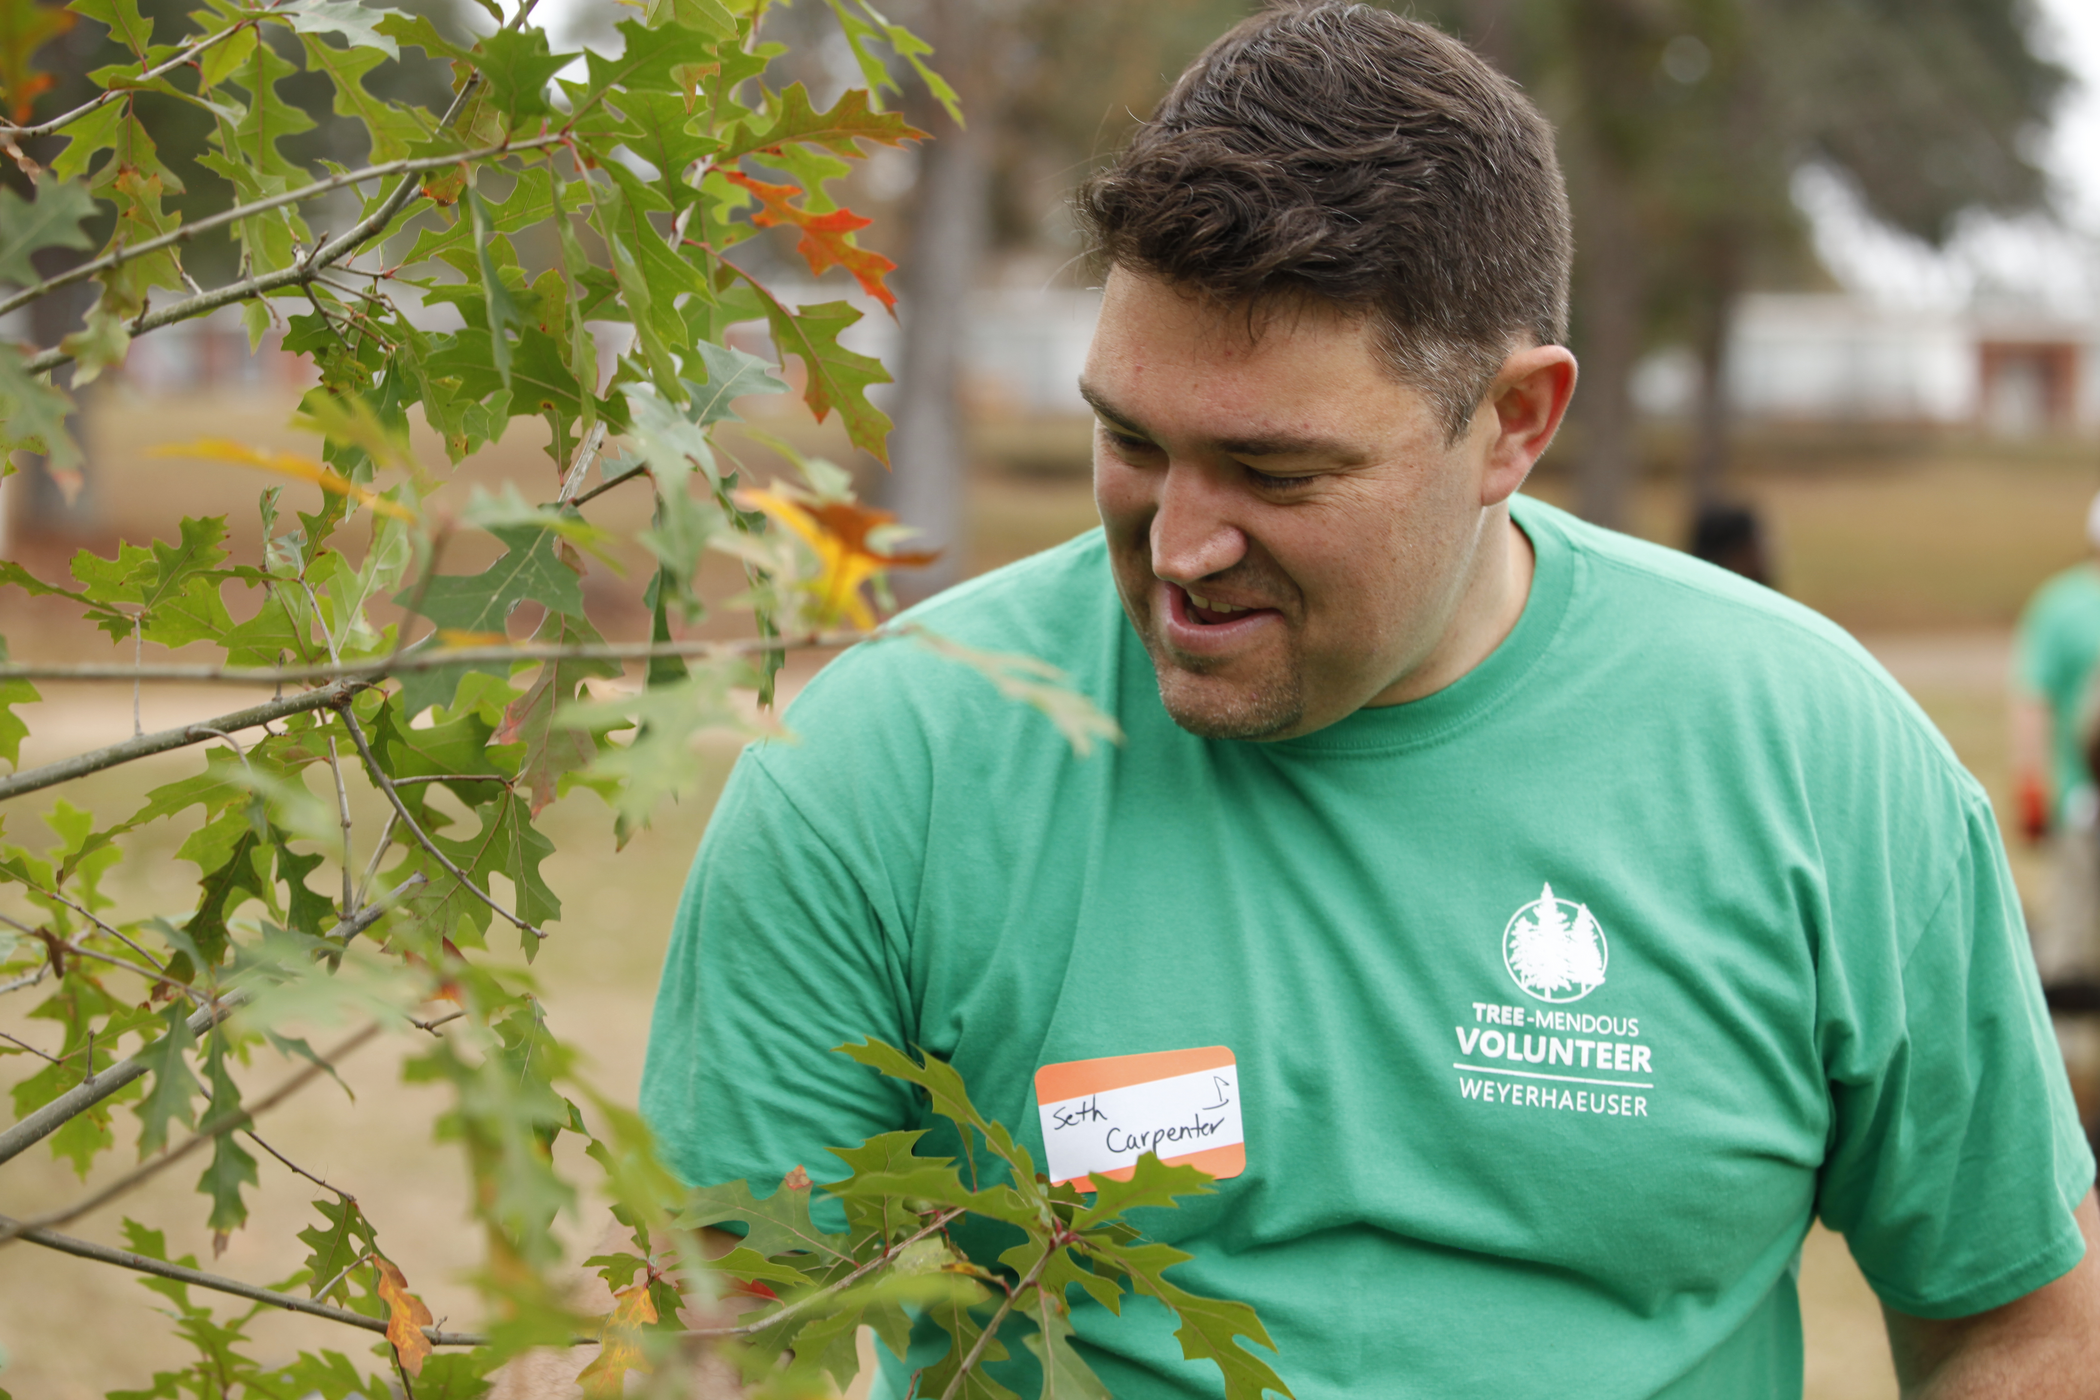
[[297, 1195, 380, 1305], [393, 522, 585, 714], [673, 1169, 853, 1264], [1091, 1239, 1293, 1400], [0, 176, 96, 286], [132, 1003, 202, 1157], [276, 0, 407, 58], [725, 81, 925, 161], [755, 293, 893, 463], [299, 35, 430, 163], [0, 637, 40, 770], [468, 188, 524, 390], [196, 1031, 258, 1235], [473, 28, 571, 123], [395, 790, 559, 953], [0, 347, 83, 481], [492, 611, 621, 816], [1024, 1292, 1114, 1400], [689, 339, 788, 425], [70, 0, 156, 55], [609, 87, 720, 212]]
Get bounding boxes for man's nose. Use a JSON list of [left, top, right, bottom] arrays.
[[1149, 462, 1248, 584]]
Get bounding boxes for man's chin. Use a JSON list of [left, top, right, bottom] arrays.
[[1152, 663, 1304, 741]]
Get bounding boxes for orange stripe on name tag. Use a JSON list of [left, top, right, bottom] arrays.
[[1033, 1045, 1236, 1104]]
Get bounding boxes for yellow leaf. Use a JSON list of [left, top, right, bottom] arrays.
[[577, 1282, 659, 1398], [374, 1256, 435, 1376], [736, 484, 938, 629], [435, 628, 509, 648], [148, 438, 418, 521]]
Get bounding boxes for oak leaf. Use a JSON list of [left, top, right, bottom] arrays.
[[724, 170, 898, 310], [577, 1282, 658, 1398], [374, 1256, 435, 1375], [735, 485, 937, 628]]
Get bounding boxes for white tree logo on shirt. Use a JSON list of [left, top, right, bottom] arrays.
[[1503, 883, 1609, 1003]]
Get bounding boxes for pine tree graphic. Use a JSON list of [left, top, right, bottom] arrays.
[[1505, 883, 1608, 1000]]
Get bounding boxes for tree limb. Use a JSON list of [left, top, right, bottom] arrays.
[[0, 1022, 381, 1247], [0, 18, 254, 142], [939, 1246, 1051, 1400], [0, 679, 361, 803], [0, 1216, 491, 1346]]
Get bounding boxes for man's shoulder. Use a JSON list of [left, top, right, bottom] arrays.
[[1524, 496, 1880, 671], [1520, 496, 1967, 774]]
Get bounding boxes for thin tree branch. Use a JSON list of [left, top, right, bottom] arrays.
[[0, 1029, 62, 1065], [0, 1217, 491, 1346], [568, 462, 652, 509], [244, 1126, 352, 1200], [327, 735, 355, 916], [688, 1207, 969, 1340], [0, 679, 361, 802], [0, 630, 880, 685], [0, 19, 252, 142], [407, 1008, 464, 1036], [0, 898, 386, 1175], [0, 1022, 381, 1247], [557, 421, 610, 503], [939, 1247, 1051, 1400], [336, 706, 545, 942], [0, 964, 50, 996]]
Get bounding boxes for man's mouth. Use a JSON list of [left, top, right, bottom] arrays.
[[1173, 585, 1272, 627]]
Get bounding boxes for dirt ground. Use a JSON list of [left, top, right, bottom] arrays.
[[2, 392, 2096, 1396]]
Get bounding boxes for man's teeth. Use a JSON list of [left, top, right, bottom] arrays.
[[1186, 590, 1247, 615]]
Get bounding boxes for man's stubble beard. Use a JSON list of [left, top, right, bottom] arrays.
[[1142, 633, 1306, 741]]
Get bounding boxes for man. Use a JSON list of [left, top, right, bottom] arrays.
[[642, 6, 2100, 1396], [2011, 493, 2100, 1124]]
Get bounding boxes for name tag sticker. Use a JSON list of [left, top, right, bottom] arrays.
[[1034, 1046, 1245, 1191]]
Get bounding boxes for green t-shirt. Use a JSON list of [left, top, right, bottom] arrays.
[[641, 495, 2091, 1400], [2013, 562, 2100, 824]]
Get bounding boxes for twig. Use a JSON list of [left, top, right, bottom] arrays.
[[337, 707, 546, 942], [58, 938, 208, 1006], [689, 1207, 969, 1340], [0, 964, 50, 996], [939, 1247, 1051, 1400], [244, 1126, 352, 1200], [1, 1217, 491, 1346], [131, 615, 142, 737], [312, 1249, 372, 1302], [36, 890, 180, 986], [0, 19, 251, 141], [353, 808, 400, 910], [557, 420, 610, 504], [0, 133, 573, 324], [0, 629, 881, 685], [327, 735, 355, 916], [0, 1030, 62, 1065], [407, 1009, 464, 1036], [568, 462, 652, 509], [0, 679, 361, 803], [0, 1022, 381, 1247]]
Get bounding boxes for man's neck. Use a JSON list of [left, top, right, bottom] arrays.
[[1369, 508, 1536, 708]]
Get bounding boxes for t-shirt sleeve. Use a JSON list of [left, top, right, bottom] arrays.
[[638, 749, 920, 1223], [1815, 789, 2095, 1318]]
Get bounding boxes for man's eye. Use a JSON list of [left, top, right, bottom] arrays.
[[1102, 429, 1155, 456], [1246, 466, 1316, 491]]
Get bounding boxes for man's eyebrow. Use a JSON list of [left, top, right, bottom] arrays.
[[1078, 381, 1144, 435], [1079, 381, 1361, 462]]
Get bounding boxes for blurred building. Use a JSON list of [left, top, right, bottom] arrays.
[[1635, 293, 2100, 437]]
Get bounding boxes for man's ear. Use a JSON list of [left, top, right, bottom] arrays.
[[1478, 345, 1578, 507]]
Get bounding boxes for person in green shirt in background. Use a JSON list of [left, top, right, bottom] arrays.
[[2011, 493, 2100, 1129], [644, 5, 2100, 1395]]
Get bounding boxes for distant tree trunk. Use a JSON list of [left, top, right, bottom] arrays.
[[1686, 234, 1741, 515], [1567, 145, 1644, 531], [886, 0, 994, 603]]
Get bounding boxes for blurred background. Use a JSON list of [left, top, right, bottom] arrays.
[[5, 0, 2100, 1394]]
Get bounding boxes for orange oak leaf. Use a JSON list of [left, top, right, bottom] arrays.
[[0, 0, 74, 124], [577, 1282, 659, 1399], [736, 486, 939, 629], [782, 1163, 812, 1191], [374, 1256, 435, 1376], [724, 171, 898, 311]]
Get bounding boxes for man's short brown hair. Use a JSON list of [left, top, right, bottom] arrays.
[[1075, 2, 1572, 438]]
